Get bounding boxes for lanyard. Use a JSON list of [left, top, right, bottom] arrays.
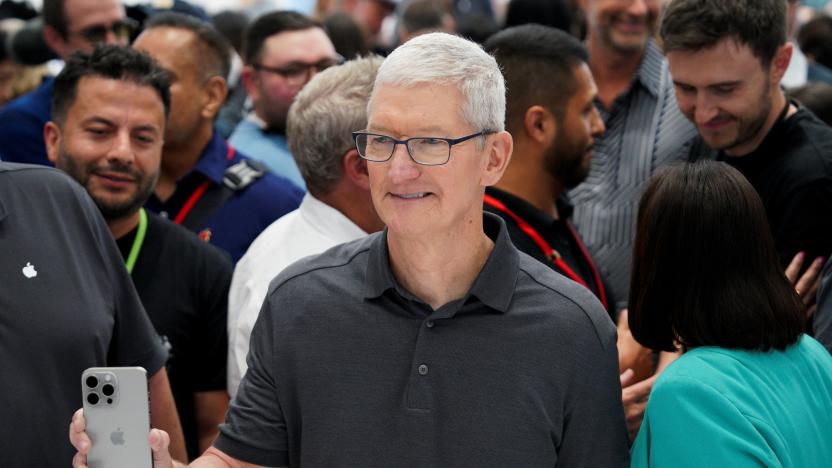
[[483, 194, 608, 309], [125, 208, 148, 275], [173, 145, 235, 225]]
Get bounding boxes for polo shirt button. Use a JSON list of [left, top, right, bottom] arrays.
[[418, 364, 429, 376], [425, 320, 434, 328]]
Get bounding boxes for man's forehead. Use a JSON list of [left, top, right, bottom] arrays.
[[68, 76, 165, 122], [368, 83, 468, 135], [260, 27, 335, 64], [64, 0, 124, 29]]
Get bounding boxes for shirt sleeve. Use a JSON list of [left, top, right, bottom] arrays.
[[555, 301, 630, 467], [630, 375, 779, 467], [214, 289, 289, 466], [227, 255, 255, 399]]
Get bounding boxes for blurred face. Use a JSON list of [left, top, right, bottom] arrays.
[[366, 83, 497, 238], [46, 77, 165, 220], [545, 64, 605, 189], [667, 39, 780, 156], [582, 0, 660, 54], [0, 59, 16, 105], [248, 28, 338, 132], [59, 0, 129, 56], [133, 27, 206, 145]]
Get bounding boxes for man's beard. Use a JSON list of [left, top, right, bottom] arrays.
[[544, 126, 592, 190], [704, 85, 772, 152], [59, 148, 158, 221]]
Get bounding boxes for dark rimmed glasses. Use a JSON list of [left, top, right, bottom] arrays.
[[253, 54, 345, 86], [352, 130, 495, 166], [68, 18, 138, 44]]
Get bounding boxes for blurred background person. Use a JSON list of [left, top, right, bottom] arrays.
[[398, 0, 453, 44], [628, 160, 832, 467], [0, 0, 134, 165]]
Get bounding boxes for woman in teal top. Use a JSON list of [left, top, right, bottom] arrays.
[[628, 160, 832, 467]]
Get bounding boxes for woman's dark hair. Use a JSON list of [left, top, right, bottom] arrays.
[[629, 160, 805, 352]]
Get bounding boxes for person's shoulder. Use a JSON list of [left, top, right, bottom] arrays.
[[267, 233, 376, 292], [0, 162, 84, 197], [147, 212, 233, 271], [514, 251, 615, 346], [232, 152, 303, 200]]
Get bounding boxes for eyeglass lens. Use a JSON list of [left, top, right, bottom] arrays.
[[355, 134, 450, 165]]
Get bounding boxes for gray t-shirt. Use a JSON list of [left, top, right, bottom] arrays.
[[0, 163, 167, 466], [216, 213, 629, 467]]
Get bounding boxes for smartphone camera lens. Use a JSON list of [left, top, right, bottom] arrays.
[[102, 384, 115, 396], [87, 392, 100, 405], [85, 375, 98, 388]]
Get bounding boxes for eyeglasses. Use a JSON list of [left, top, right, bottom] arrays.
[[68, 18, 138, 44], [253, 54, 345, 85], [352, 130, 495, 166]]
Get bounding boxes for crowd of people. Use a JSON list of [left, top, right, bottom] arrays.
[[1, 0, 832, 466]]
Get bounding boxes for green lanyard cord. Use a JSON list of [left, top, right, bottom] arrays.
[[125, 208, 148, 275]]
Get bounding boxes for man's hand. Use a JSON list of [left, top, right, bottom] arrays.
[[619, 370, 655, 442], [69, 408, 176, 468], [785, 252, 824, 317]]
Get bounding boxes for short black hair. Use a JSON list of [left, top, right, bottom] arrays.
[[323, 12, 368, 60], [242, 11, 320, 65], [400, 0, 445, 34], [660, 0, 787, 68], [145, 12, 231, 81], [789, 83, 832, 127], [212, 9, 249, 55], [484, 24, 588, 133], [797, 15, 832, 71], [629, 160, 805, 352], [42, 0, 67, 37], [503, 0, 572, 34], [52, 45, 171, 124]]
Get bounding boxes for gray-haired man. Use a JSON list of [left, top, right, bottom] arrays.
[[71, 32, 629, 467]]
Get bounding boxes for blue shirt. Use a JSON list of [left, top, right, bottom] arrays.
[[631, 335, 832, 467], [145, 131, 303, 262], [229, 116, 306, 190], [0, 77, 53, 165]]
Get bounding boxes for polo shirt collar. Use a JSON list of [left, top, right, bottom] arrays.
[[363, 212, 519, 314], [191, 130, 230, 185]]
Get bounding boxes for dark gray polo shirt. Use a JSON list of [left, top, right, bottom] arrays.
[[215, 213, 629, 467]]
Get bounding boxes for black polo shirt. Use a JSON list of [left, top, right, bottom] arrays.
[[215, 213, 628, 467], [484, 187, 611, 314]]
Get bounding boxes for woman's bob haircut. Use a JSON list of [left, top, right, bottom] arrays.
[[628, 160, 805, 352]]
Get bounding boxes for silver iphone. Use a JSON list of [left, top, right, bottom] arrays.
[[82, 367, 152, 468]]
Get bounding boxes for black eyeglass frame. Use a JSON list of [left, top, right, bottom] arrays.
[[352, 130, 496, 166], [252, 54, 345, 81], [68, 17, 139, 44]]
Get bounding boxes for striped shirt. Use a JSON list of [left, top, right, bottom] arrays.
[[568, 40, 697, 311]]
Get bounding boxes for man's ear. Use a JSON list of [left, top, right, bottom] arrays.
[[240, 66, 259, 101], [42, 25, 68, 59], [771, 42, 793, 86], [342, 148, 370, 191], [523, 105, 557, 146], [44, 121, 62, 165], [202, 76, 229, 120], [482, 130, 513, 187]]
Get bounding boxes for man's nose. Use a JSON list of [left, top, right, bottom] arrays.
[[387, 142, 420, 183], [106, 130, 135, 164]]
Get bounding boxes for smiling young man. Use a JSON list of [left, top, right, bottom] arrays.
[[0, 0, 135, 166], [71, 32, 628, 468], [663, 0, 832, 280]]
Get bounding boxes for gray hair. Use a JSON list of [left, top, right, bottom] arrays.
[[287, 55, 384, 196], [369, 32, 505, 132]]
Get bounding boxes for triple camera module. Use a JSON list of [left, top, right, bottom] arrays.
[[84, 372, 118, 406]]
